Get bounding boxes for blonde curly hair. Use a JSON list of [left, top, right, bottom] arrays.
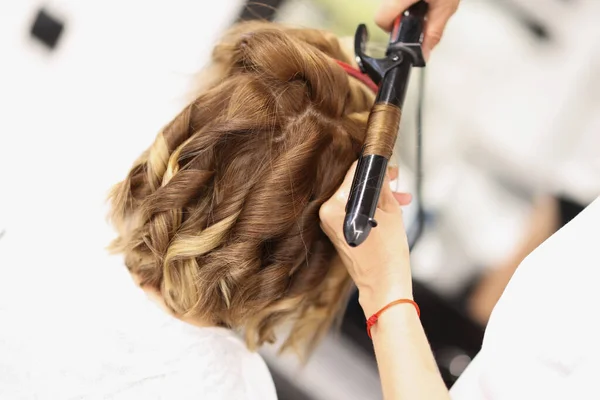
[[108, 21, 374, 357]]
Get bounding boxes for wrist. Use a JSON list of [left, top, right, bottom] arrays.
[[358, 281, 413, 317], [369, 303, 421, 340]]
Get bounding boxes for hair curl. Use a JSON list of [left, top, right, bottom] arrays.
[[108, 21, 374, 356]]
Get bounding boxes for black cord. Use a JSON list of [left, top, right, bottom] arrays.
[[408, 69, 426, 250]]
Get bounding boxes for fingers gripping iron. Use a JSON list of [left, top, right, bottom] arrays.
[[344, 1, 428, 247]]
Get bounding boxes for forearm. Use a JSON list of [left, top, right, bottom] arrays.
[[363, 293, 450, 400], [320, 159, 452, 399]]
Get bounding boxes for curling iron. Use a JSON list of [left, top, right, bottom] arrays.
[[344, 1, 428, 247]]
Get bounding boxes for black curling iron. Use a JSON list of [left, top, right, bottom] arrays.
[[344, 1, 428, 248]]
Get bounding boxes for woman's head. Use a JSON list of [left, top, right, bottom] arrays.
[[109, 21, 374, 355]]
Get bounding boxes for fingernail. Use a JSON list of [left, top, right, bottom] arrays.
[[424, 47, 431, 63]]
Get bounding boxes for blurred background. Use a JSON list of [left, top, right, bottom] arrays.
[[1, 0, 599, 399]]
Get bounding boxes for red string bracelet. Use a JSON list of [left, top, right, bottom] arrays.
[[366, 299, 420, 338]]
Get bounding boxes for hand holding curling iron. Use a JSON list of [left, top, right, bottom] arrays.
[[320, 163, 414, 317], [376, 0, 460, 60]]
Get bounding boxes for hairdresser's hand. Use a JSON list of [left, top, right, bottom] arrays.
[[320, 163, 413, 316], [375, 0, 460, 60]]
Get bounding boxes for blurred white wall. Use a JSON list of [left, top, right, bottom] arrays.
[[395, 0, 600, 293], [0, 0, 243, 244], [0, 0, 243, 343]]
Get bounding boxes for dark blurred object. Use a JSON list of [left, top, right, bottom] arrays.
[[558, 197, 586, 227], [30, 8, 64, 50], [341, 280, 484, 387], [268, 365, 312, 400], [238, 0, 287, 22], [498, 0, 551, 41], [525, 20, 550, 41], [511, 0, 587, 37]]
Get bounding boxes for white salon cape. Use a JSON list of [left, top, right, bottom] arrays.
[[0, 199, 278, 400], [451, 196, 600, 399], [0, 223, 277, 400]]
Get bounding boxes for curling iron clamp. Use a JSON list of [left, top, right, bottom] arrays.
[[343, 1, 428, 247]]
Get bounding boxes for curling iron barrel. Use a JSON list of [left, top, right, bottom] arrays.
[[343, 1, 428, 247]]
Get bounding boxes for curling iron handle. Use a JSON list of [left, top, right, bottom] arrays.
[[343, 154, 388, 247], [343, 102, 401, 246], [390, 0, 428, 46], [388, 0, 428, 66]]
